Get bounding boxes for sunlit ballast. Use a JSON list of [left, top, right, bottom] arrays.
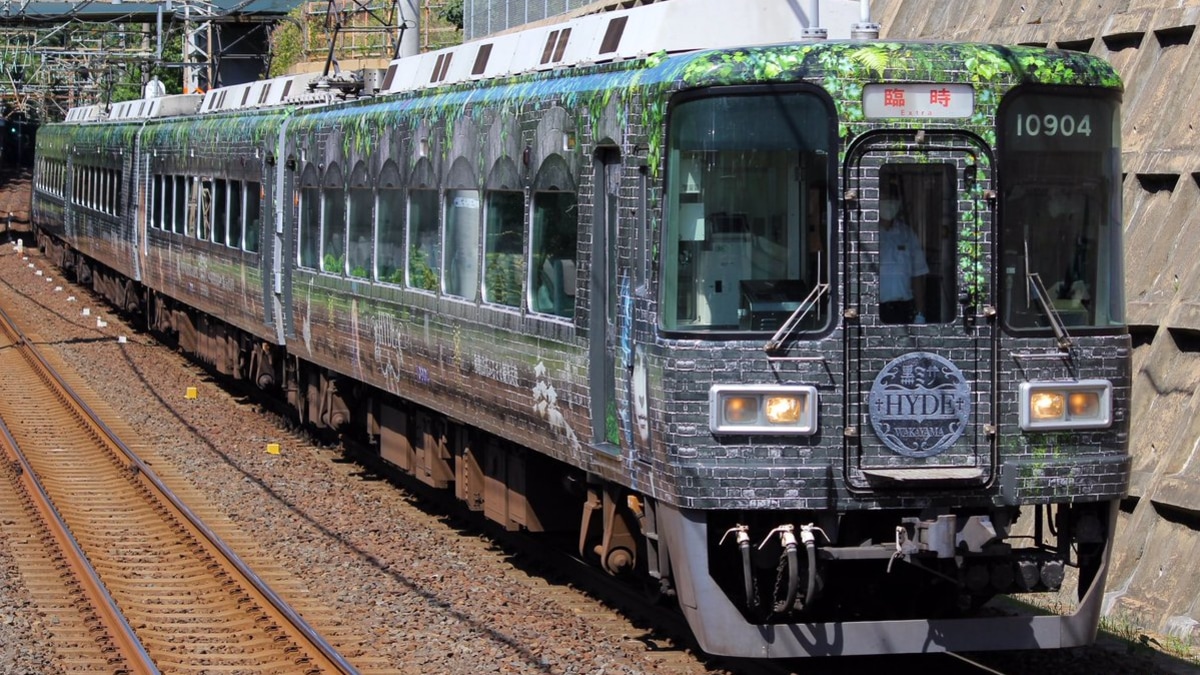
[[710, 385, 818, 435], [1019, 380, 1112, 431]]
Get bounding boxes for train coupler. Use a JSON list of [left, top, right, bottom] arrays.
[[899, 514, 998, 558], [888, 514, 999, 574]]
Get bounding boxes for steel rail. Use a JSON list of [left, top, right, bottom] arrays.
[[0, 377, 158, 673], [0, 303, 360, 674]]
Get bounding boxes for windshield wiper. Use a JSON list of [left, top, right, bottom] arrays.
[[765, 282, 830, 356], [1027, 271, 1072, 351]]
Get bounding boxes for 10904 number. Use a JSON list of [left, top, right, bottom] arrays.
[[1015, 113, 1092, 137]]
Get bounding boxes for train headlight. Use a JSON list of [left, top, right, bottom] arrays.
[[710, 385, 817, 435], [723, 396, 759, 424], [1069, 391, 1101, 417], [1030, 392, 1064, 420], [764, 396, 803, 424], [1019, 380, 1112, 431]]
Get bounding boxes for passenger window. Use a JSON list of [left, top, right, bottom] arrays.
[[163, 176, 175, 231], [484, 189, 525, 307], [407, 188, 439, 290], [348, 162, 372, 279], [322, 164, 346, 274], [376, 162, 404, 284], [228, 181, 243, 248], [244, 182, 262, 253], [444, 189, 481, 298], [530, 190, 577, 318], [213, 179, 228, 245], [173, 176, 187, 235], [196, 179, 213, 240], [152, 176, 164, 229], [405, 187, 439, 288], [298, 166, 321, 268]]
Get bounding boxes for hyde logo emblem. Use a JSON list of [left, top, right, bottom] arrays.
[[868, 352, 971, 458]]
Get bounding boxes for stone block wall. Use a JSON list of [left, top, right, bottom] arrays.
[[878, 0, 1200, 640]]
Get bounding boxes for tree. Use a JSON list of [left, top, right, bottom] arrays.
[[438, 0, 464, 30], [268, 5, 309, 78], [102, 25, 184, 103]]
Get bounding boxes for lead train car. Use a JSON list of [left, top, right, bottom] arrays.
[[31, 0, 1130, 659]]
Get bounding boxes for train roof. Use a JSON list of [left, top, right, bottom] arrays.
[[370, 0, 869, 98], [59, 0, 1122, 128], [64, 0, 872, 123]]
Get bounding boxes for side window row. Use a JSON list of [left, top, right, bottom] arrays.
[[298, 174, 579, 319], [35, 158, 67, 198], [67, 164, 122, 217], [149, 174, 262, 253]]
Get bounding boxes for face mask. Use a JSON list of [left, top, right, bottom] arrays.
[[880, 199, 900, 220]]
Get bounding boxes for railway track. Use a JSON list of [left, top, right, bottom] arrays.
[[0, 304, 357, 673]]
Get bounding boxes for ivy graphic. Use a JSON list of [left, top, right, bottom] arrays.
[[49, 40, 1121, 173]]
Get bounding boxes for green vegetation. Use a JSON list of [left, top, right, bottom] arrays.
[[407, 246, 438, 290], [484, 253, 525, 307], [268, 5, 314, 78], [1012, 594, 1198, 665], [1100, 610, 1198, 663], [267, 0, 462, 78], [323, 253, 345, 274], [437, 0, 464, 30]]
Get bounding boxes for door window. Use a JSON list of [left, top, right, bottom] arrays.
[[875, 163, 957, 325]]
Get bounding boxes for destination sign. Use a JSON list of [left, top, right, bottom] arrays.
[[863, 83, 975, 119]]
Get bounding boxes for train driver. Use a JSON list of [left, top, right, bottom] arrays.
[[878, 196, 929, 324]]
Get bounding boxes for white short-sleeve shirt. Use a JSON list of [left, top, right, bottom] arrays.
[[879, 221, 929, 303]]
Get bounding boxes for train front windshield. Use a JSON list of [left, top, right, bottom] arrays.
[[1000, 92, 1124, 331], [661, 91, 833, 333]]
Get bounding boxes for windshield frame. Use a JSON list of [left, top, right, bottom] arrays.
[[997, 85, 1125, 336], [658, 84, 839, 339]]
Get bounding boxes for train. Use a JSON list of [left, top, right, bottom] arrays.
[[30, 0, 1130, 659]]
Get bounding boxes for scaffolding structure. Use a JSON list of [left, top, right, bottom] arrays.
[[0, 0, 461, 125], [0, 19, 155, 123], [182, 0, 217, 94], [0, 1, 258, 124], [289, 0, 459, 74], [421, 1, 460, 51]]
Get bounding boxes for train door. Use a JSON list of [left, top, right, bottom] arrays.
[[134, 132, 148, 275], [265, 129, 285, 341], [64, 155, 76, 243], [590, 148, 622, 453], [843, 132, 996, 489]]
